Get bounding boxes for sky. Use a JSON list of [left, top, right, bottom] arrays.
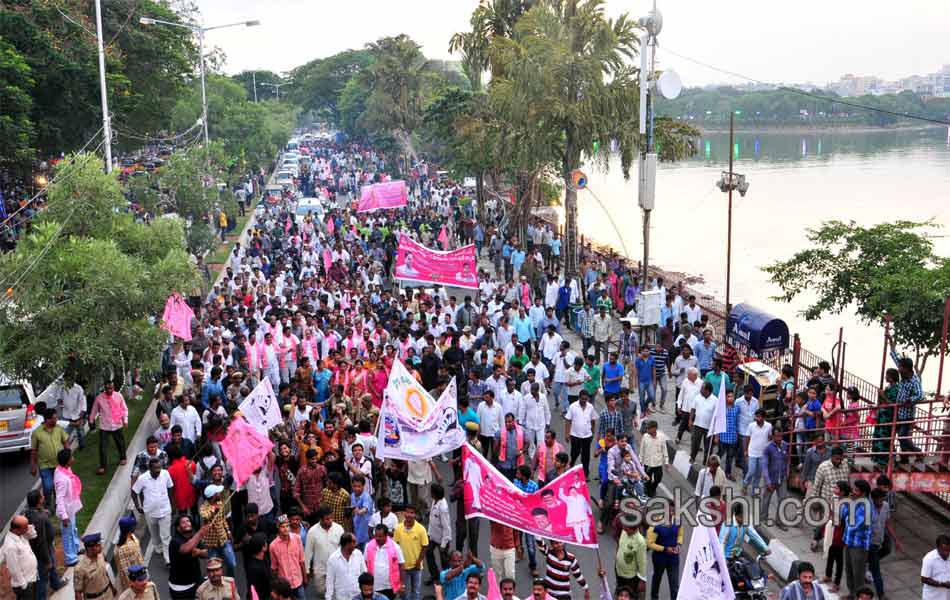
[[193, 0, 950, 88]]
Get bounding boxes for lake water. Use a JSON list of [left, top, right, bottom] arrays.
[[574, 126, 950, 387]]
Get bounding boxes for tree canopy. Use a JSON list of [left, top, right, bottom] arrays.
[[0, 153, 198, 384], [763, 220, 950, 375]]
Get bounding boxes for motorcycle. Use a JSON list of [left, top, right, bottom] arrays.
[[728, 553, 769, 600]]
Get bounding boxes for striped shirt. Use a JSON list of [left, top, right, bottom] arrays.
[[537, 540, 588, 599], [650, 346, 669, 376]]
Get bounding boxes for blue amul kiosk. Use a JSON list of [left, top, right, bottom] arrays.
[[727, 304, 790, 417]]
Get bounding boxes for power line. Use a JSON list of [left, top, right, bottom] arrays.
[[55, 5, 96, 38], [656, 46, 950, 127], [1, 129, 104, 229], [0, 201, 82, 297]]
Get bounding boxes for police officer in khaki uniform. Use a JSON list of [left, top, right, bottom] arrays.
[[195, 557, 239, 600], [116, 565, 160, 600], [75, 533, 116, 600]]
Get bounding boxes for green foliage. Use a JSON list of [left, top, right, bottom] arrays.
[[0, 153, 198, 384], [763, 220, 950, 374], [232, 70, 283, 101], [289, 49, 373, 121], [656, 86, 950, 127], [0, 1, 195, 164], [0, 35, 35, 165], [170, 75, 297, 170]]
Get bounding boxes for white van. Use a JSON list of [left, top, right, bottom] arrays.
[[0, 377, 41, 454]]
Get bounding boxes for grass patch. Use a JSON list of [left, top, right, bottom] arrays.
[[207, 211, 253, 265], [72, 388, 153, 532]]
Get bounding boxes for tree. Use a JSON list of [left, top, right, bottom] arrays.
[[289, 50, 373, 121], [0, 35, 35, 166], [763, 220, 950, 375], [232, 70, 283, 101], [0, 153, 198, 385], [484, 0, 697, 274]]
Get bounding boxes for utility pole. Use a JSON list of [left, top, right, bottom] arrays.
[[94, 0, 113, 172], [637, 4, 661, 288], [715, 112, 749, 314], [252, 71, 258, 102], [197, 28, 209, 147]]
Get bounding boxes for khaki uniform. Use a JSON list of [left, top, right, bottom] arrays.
[[74, 555, 115, 600], [195, 577, 240, 600], [116, 582, 160, 600]]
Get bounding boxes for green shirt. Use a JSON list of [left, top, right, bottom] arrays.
[[615, 530, 647, 579], [584, 364, 602, 396], [31, 425, 69, 469]]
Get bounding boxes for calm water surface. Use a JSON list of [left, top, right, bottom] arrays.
[[573, 127, 950, 386]]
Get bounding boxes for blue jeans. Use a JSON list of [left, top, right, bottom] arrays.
[[552, 382, 568, 413], [403, 568, 423, 600], [62, 516, 80, 566], [638, 382, 655, 414], [39, 468, 54, 507], [743, 456, 764, 489], [523, 532, 537, 570], [36, 565, 65, 600], [65, 421, 86, 449], [207, 541, 237, 576]]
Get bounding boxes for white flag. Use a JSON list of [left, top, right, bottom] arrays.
[[707, 375, 728, 438], [677, 525, 735, 600], [238, 378, 282, 433]]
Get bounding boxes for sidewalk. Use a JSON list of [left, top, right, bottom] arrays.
[[473, 251, 935, 600]]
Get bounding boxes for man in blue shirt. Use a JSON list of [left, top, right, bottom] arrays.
[[201, 366, 224, 409], [634, 346, 656, 416], [602, 352, 625, 397], [842, 479, 875, 598], [693, 330, 717, 376], [510, 246, 526, 277], [439, 550, 484, 600], [549, 236, 561, 270]]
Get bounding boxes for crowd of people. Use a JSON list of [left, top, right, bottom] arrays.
[[2, 135, 948, 600]]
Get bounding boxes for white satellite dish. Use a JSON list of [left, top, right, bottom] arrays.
[[656, 69, 682, 100]]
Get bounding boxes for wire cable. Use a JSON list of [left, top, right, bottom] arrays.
[[656, 46, 950, 127], [54, 5, 96, 39], [0, 200, 81, 297], [0, 128, 104, 228]]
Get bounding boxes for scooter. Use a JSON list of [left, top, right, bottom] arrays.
[[728, 553, 769, 600]]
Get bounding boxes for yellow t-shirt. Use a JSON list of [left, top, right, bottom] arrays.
[[393, 520, 429, 568]]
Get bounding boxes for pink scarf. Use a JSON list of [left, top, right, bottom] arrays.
[[56, 466, 82, 501]]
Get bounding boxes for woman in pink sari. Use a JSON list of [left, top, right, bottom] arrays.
[[349, 358, 370, 399]]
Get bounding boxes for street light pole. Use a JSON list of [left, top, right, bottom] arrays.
[[715, 112, 749, 315], [93, 0, 113, 172], [139, 17, 259, 147], [637, 5, 661, 289], [260, 81, 291, 101], [197, 28, 209, 147], [252, 71, 258, 102]]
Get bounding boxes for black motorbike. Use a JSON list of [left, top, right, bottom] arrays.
[[728, 553, 769, 600]]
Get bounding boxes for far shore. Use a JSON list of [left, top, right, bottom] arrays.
[[689, 122, 946, 135]]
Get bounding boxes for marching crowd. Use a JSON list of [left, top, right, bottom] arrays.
[[3, 136, 949, 600]]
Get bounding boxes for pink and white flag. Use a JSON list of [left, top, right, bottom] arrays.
[[161, 293, 194, 341], [220, 417, 273, 486], [462, 444, 598, 547], [394, 235, 478, 290], [357, 180, 409, 212]]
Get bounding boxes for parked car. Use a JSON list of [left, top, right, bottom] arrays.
[[0, 378, 41, 454]]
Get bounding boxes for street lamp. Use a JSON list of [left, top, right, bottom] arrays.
[[260, 81, 293, 102], [715, 111, 750, 314], [139, 17, 260, 146]]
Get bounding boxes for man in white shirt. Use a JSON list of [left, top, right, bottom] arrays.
[[688, 382, 718, 465], [326, 533, 366, 600], [170, 395, 202, 442], [522, 383, 551, 459], [56, 377, 87, 449], [1, 516, 38, 598], [684, 295, 702, 325], [564, 357, 591, 406], [921, 535, 950, 600], [131, 457, 174, 565], [743, 409, 773, 494], [305, 507, 345, 598], [498, 379, 524, 425], [476, 391, 504, 463], [565, 391, 597, 479], [675, 368, 702, 444], [538, 329, 564, 367], [550, 342, 576, 414]]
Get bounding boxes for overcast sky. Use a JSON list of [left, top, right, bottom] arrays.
[[194, 0, 949, 87]]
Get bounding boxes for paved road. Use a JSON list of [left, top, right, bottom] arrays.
[[0, 449, 36, 528], [129, 400, 782, 600]]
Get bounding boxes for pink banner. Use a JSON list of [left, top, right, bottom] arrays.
[[462, 444, 598, 547], [161, 293, 194, 341], [220, 417, 273, 487], [437, 226, 449, 249], [394, 235, 478, 289], [357, 180, 408, 212]]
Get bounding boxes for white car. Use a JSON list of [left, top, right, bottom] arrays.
[[0, 377, 42, 454], [275, 171, 296, 186], [295, 197, 326, 219]]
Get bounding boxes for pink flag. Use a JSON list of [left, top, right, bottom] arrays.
[[322, 249, 333, 273], [326, 216, 335, 236], [437, 226, 449, 249], [394, 235, 478, 289], [486, 568, 502, 600], [161, 294, 194, 341], [462, 443, 598, 547], [284, 216, 292, 233], [250, 586, 260, 600], [220, 417, 273, 487]]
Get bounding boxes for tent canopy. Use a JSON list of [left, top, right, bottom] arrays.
[[726, 303, 789, 354]]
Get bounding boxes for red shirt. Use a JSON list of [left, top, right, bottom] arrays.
[[167, 457, 197, 511]]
